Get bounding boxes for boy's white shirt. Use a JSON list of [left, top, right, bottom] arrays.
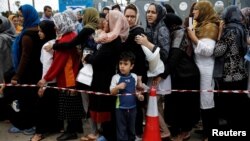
[[110, 73, 137, 93]]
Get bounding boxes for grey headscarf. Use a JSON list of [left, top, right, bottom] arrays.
[[222, 5, 247, 54], [0, 16, 16, 37], [145, 3, 167, 46]]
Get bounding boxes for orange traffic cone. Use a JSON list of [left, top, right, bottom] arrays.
[[142, 87, 161, 141]]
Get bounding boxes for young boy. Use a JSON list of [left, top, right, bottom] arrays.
[[110, 51, 144, 141]]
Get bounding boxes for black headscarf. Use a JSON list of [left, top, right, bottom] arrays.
[[38, 20, 56, 42]]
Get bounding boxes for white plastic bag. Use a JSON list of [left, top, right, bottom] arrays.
[[76, 64, 93, 86]]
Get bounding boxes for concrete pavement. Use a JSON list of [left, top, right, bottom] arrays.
[[0, 120, 203, 141]]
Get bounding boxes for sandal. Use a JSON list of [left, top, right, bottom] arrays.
[[87, 133, 98, 140], [80, 136, 89, 141], [183, 132, 191, 140], [30, 134, 44, 141]]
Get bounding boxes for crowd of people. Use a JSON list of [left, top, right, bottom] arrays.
[[0, 1, 250, 141]]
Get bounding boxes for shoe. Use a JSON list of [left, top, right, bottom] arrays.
[[97, 135, 107, 141], [135, 135, 142, 141], [23, 127, 36, 135], [8, 126, 22, 133], [56, 133, 77, 141]]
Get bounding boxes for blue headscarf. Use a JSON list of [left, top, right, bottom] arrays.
[[12, 4, 40, 71]]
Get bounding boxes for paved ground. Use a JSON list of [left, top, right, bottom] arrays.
[[0, 120, 203, 141]]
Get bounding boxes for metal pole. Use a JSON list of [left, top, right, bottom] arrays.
[[32, 0, 35, 8], [8, 0, 11, 12]]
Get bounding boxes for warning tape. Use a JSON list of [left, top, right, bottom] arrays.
[[0, 83, 250, 95]]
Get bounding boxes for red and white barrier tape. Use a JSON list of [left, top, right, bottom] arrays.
[[1, 83, 250, 95]]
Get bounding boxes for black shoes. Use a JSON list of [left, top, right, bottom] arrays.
[[56, 132, 77, 141]]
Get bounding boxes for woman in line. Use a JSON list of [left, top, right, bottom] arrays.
[[187, 1, 220, 140], [31, 20, 61, 141], [45, 8, 101, 140], [135, 3, 171, 138], [90, 10, 129, 140], [8, 14, 22, 34], [122, 4, 148, 139], [164, 13, 200, 141], [0, 15, 16, 121], [37, 12, 83, 141], [8, 4, 44, 135], [214, 5, 250, 137]]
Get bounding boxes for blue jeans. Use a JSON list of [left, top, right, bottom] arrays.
[[116, 108, 137, 141]]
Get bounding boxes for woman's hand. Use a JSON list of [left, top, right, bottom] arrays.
[[44, 43, 53, 52], [135, 34, 149, 46], [11, 79, 18, 85], [135, 34, 155, 50], [187, 27, 198, 45], [38, 87, 45, 97], [37, 79, 47, 88]]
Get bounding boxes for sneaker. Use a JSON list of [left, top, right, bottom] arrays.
[[23, 127, 36, 135], [135, 135, 142, 141], [97, 136, 107, 141], [8, 126, 22, 133]]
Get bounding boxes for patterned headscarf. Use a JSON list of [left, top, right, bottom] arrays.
[[194, 1, 220, 40], [53, 12, 75, 38], [12, 4, 40, 71], [63, 9, 78, 25], [83, 7, 99, 30]]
